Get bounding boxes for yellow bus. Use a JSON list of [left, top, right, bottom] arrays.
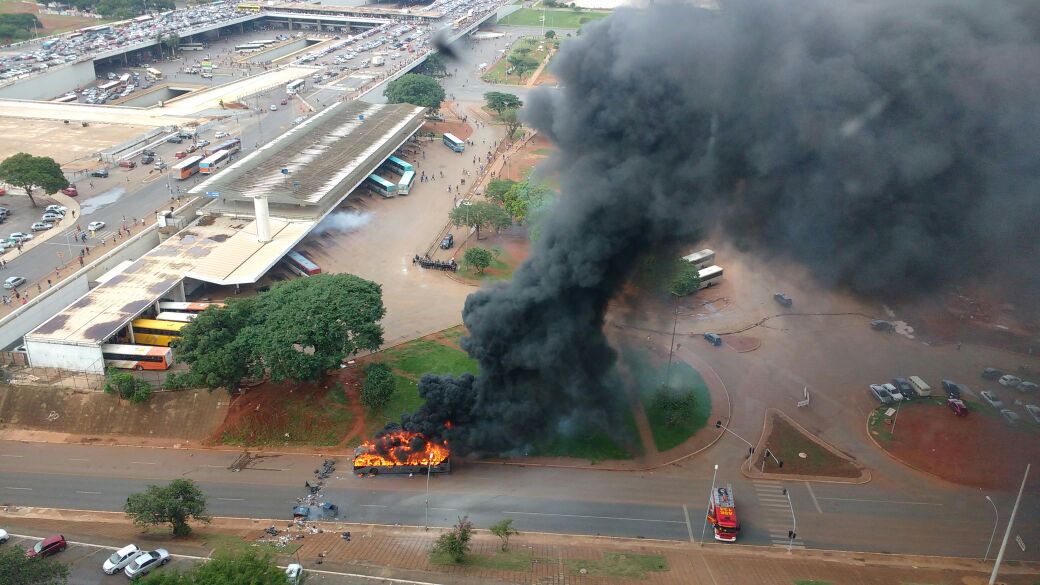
[[236, 2, 262, 12], [145, 67, 163, 81], [131, 318, 187, 347]]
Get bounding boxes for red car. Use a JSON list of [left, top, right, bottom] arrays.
[[62, 186, 78, 197], [948, 398, 968, 416], [280, 98, 288, 105], [26, 534, 66, 558], [0, 188, 6, 196]]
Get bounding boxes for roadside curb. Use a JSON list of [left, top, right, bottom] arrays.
[[862, 407, 968, 489]]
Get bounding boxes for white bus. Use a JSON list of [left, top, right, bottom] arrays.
[[157, 301, 225, 314], [697, 265, 724, 289], [145, 67, 163, 80], [235, 44, 263, 53], [683, 248, 715, 269], [180, 43, 205, 51], [51, 94, 78, 103], [155, 311, 197, 323], [99, 80, 121, 91], [286, 79, 305, 95]]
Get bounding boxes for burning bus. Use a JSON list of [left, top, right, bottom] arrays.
[[353, 430, 451, 475]]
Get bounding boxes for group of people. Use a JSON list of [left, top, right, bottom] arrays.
[[412, 254, 458, 272]]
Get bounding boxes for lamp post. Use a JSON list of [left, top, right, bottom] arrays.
[[714, 420, 755, 457], [782, 487, 796, 552], [984, 496, 998, 562], [699, 463, 719, 545], [989, 464, 1030, 585], [423, 456, 432, 531]]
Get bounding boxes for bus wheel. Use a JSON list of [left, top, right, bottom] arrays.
[[135, 365, 143, 371], [368, 468, 379, 476]]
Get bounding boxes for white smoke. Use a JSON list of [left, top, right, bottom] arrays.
[[315, 211, 373, 234]]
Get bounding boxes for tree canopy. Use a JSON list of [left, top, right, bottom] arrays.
[[136, 549, 288, 585], [0, 153, 68, 207], [669, 260, 702, 296], [506, 54, 539, 77], [168, 274, 385, 392], [419, 52, 447, 77], [500, 108, 523, 140], [0, 14, 42, 42], [124, 479, 210, 537], [384, 74, 446, 111], [484, 92, 523, 114], [0, 546, 69, 585], [449, 201, 511, 240], [489, 178, 553, 224], [361, 363, 395, 411], [463, 246, 494, 274], [63, 0, 174, 18], [484, 178, 517, 202]]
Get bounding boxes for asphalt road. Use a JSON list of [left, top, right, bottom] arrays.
[[0, 441, 1035, 560]]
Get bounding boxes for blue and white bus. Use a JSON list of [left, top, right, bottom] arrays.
[[286, 79, 305, 95], [199, 150, 230, 174], [365, 174, 397, 198], [442, 133, 465, 153], [397, 170, 415, 195], [383, 155, 413, 175]]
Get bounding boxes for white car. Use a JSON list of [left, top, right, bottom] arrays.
[[882, 382, 903, 401], [214, 131, 229, 139], [87, 221, 105, 231], [999, 374, 1022, 387], [8, 232, 32, 242], [270, 104, 278, 111], [1026, 404, 1040, 424], [45, 205, 67, 215], [0, 528, 8, 543], [102, 544, 141, 574], [3, 276, 25, 289], [30, 222, 53, 232], [124, 548, 170, 578]]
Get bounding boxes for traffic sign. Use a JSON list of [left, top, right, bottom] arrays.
[[205, 191, 220, 198]]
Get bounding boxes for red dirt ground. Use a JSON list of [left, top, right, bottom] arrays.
[[422, 117, 473, 140], [879, 403, 1040, 490], [501, 134, 554, 182], [453, 226, 530, 284], [0, 1, 100, 35]]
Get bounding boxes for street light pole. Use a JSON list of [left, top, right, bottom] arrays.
[[988, 464, 1030, 585], [782, 487, 796, 552], [984, 495, 998, 562], [714, 420, 755, 457], [699, 463, 718, 545], [663, 295, 679, 389], [424, 457, 432, 531]]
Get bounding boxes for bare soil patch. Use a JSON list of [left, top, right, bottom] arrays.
[[871, 401, 1040, 490], [0, 1, 102, 34], [500, 133, 554, 182], [422, 118, 473, 140]]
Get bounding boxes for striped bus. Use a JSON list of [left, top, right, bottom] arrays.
[[155, 311, 197, 323], [51, 94, 78, 103], [286, 79, 305, 95], [157, 301, 225, 314], [383, 155, 413, 175], [204, 138, 241, 157], [99, 80, 121, 92], [199, 150, 230, 174], [285, 250, 321, 276], [102, 343, 173, 371], [235, 44, 264, 53], [131, 318, 187, 347], [365, 173, 397, 198], [397, 170, 415, 195], [236, 2, 262, 12], [171, 155, 203, 180], [442, 133, 465, 153], [145, 67, 163, 80], [697, 265, 724, 289]]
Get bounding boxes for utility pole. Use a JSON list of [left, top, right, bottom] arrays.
[[423, 457, 432, 531], [984, 495, 998, 562], [988, 464, 1030, 585], [663, 295, 679, 389], [714, 420, 755, 458], [782, 487, 796, 552]]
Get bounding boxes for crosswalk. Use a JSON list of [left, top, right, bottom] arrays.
[[751, 479, 806, 549]]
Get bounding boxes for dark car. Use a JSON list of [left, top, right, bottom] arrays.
[[892, 377, 915, 399], [26, 535, 66, 558], [773, 292, 793, 307], [90, 168, 109, 178], [440, 233, 453, 249], [141, 149, 156, 157], [166, 136, 183, 144], [141, 155, 154, 165], [982, 367, 1003, 380], [871, 319, 894, 331], [942, 379, 962, 398], [703, 332, 723, 346]]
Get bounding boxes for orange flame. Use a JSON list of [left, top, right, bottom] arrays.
[[353, 431, 449, 468]]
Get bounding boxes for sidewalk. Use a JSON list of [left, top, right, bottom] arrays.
[[2, 508, 1036, 585]]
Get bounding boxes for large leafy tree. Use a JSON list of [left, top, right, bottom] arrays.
[[420, 52, 447, 77], [384, 74, 446, 111], [497, 179, 553, 223], [463, 246, 494, 274], [483, 91, 522, 114], [500, 108, 523, 140], [0, 546, 69, 585], [124, 479, 210, 537], [0, 153, 68, 207], [506, 54, 539, 77], [137, 549, 289, 585], [169, 274, 385, 392], [485, 178, 517, 202], [449, 201, 511, 240]]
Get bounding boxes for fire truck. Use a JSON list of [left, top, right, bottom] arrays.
[[707, 484, 741, 542]]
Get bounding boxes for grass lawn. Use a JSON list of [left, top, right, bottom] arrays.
[[565, 553, 668, 578], [459, 244, 518, 282], [220, 385, 355, 447], [481, 36, 551, 85], [762, 416, 860, 477], [530, 420, 637, 461], [499, 7, 610, 29], [197, 531, 303, 557], [622, 346, 711, 452]]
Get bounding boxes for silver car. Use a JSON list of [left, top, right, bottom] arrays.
[[981, 390, 1004, 408], [124, 548, 170, 578]]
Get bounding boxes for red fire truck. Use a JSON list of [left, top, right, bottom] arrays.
[[707, 484, 741, 542]]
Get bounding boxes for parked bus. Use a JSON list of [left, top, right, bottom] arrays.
[[155, 311, 197, 323], [285, 250, 321, 276], [131, 318, 187, 347], [102, 343, 173, 371], [51, 94, 78, 103], [697, 265, 724, 289], [236, 2, 262, 12], [133, 14, 153, 23], [99, 80, 121, 91], [171, 155, 203, 180], [157, 301, 225, 314], [253, 39, 276, 46], [235, 44, 263, 53], [286, 79, 305, 95], [180, 43, 205, 51], [199, 150, 231, 174], [118, 73, 130, 84], [204, 139, 241, 157], [706, 484, 740, 542], [397, 170, 415, 195], [144, 67, 163, 81], [365, 173, 397, 198], [442, 132, 465, 153], [383, 155, 413, 175], [683, 248, 715, 270]]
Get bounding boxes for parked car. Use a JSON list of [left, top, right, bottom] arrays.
[[26, 534, 66, 558], [9, 232, 32, 242], [87, 221, 105, 231], [90, 168, 109, 178], [155, 161, 168, 170], [1025, 404, 1040, 424], [270, 104, 278, 111], [999, 409, 1020, 426], [1018, 381, 1038, 393], [773, 292, 793, 307], [0, 528, 8, 543], [44, 205, 66, 215], [124, 549, 169, 578], [703, 332, 722, 347], [892, 378, 915, 399], [981, 367, 1003, 380], [980, 390, 1003, 408], [882, 382, 903, 401], [103, 544, 141, 574], [280, 98, 288, 105], [61, 186, 78, 196], [3, 276, 25, 289], [870, 319, 894, 331], [118, 160, 136, 169], [141, 149, 156, 157], [999, 374, 1022, 387], [440, 233, 453, 249], [174, 151, 187, 159], [947, 398, 968, 416], [214, 131, 229, 139], [869, 383, 893, 404], [141, 155, 154, 165], [942, 379, 962, 398], [30, 222, 53, 232], [167, 136, 183, 144]]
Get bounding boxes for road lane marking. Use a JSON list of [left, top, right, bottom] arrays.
[[431, 507, 457, 511], [358, 504, 388, 508], [130, 461, 157, 465], [682, 504, 694, 543], [0, 454, 24, 458], [68, 458, 89, 462], [805, 481, 823, 514], [816, 497, 942, 506], [502, 511, 685, 524], [216, 498, 244, 501], [200, 465, 226, 468], [5, 486, 31, 490], [75, 491, 101, 494]]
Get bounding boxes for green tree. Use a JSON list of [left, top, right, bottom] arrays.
[[0, 546, 69, 585], [463, 246, 494, 274], [669, 260, 702, 296], [449, 201, 511, 240], [483, 91, 522, 114], [420, 52, 447, 77], [0, 153, 68, 207], [502, 180, 551, 223], [136, 549, 290, 585], [506, 54, 538, 77], [545, 29, 556, 39], [432, 516, 474, 563], [500, 108, 523, 141], [162, 32, 180, 57], [103, 370, 153, 404], [124, 479, 210, 537], [384, 73, 446, 111], [489, 518, 519, 551], [361, 363, 395, 411], [165, 300, 255, 392], [484, 178, 517, 202]]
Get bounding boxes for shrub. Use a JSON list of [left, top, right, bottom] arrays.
[[361, 363, 395, 410], [104, 371, 154, 404], [433, 516, 474, 563], [652, 387, 697, 427]]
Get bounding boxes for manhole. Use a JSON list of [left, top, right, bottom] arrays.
[[798, 452, 807, 459]]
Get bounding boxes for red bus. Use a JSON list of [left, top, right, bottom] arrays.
[[285, 250, 320, 276], [707, 484, 740, 542]]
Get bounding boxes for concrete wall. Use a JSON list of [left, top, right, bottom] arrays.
[[25, 339, 103, 373], [0, 60, 96, 101]]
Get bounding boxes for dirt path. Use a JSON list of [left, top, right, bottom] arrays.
[[526, 48, 556, 87], [617, 361, 660, 459], [334, 368, 369, 449]]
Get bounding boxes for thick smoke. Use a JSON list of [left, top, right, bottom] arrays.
[[315, 211, 372, 234], [397, 0, 1040, 455]]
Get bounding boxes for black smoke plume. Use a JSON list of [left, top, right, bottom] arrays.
[[398, 0, 1040, 455]]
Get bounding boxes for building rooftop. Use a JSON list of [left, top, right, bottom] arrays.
[[268, 3, 443, 20]]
